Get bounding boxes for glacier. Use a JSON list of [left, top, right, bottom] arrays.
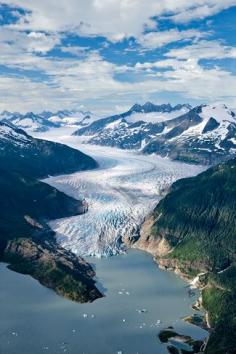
[[39, 128, 205, 258]]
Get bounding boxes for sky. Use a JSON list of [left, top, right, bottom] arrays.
[[0, 1, 236, 114]]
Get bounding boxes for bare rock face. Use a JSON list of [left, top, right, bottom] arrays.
[[4, 238, 103, 303], [131, 215, 172, 257], [132, 216, 195, 281]]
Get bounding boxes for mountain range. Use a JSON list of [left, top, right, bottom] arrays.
[[73, 102, 236, 165], [2, 101, 236, 165], [0, 109, 95, 132]]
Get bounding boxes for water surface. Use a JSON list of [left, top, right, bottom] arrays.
[[0, 250, 207, 354], [0, 128, 208, 354]]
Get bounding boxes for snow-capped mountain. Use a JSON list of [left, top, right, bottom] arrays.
[[2, 112, 60, 132], [73, 102, 191, 137], [0, 120, 31, 147], [0, 109, 97, 133], [73, 102, 236, 164], [0, 120, 97, 176], [143, 104, 236, 164], [48, 111, 96, 128]]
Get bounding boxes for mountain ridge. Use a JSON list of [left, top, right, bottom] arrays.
[[0, 108, 94, 132], [2, 101, 235, 165], [133, 157, 236, 354], [73, 102, 236, 165], [0, 121, 102, 302]]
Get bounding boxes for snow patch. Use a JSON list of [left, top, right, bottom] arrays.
[[200, 104, 236, 124], [126, 107, 189, 124]]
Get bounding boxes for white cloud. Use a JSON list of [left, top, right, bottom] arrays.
[[4, 0, 236, 41], [166, 40, 236, 60], [137, 29, 208, 49], [0, 75, 66, 112], [27, 31, 60, 53], [0, 48, 236, 113], [60, 45, 90, 56], [0, 1, 236, 112], [0, 27, 60, 55], [132, 40, 236, 107], [169, 0, 236, 23]]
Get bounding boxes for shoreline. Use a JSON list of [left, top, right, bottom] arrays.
[[126, 215, 211, 353]]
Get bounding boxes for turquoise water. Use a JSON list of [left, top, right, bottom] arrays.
[[0, 249, 207, 354]]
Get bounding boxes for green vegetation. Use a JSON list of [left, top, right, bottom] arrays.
[[4, 238, 102, 302], [152, 159, 236, 271], [151, 158, 236, 354], [202, 266, 236, 354], [0, 169, 82, 256]]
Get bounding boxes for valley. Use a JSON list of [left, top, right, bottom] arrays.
[[1, 109, 235, 354], [35, 128, 204, 258], [1, 1, 236, 353]]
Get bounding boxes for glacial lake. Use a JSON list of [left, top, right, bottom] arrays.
[[0, 250, 207, 354]]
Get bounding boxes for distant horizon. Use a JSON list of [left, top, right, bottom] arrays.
[[0, 100, 235, 116]]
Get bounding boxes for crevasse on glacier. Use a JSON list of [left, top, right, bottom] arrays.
[[45, 145, 204, 258]]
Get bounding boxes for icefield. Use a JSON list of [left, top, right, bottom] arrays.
[[40, 129, 205, 257]]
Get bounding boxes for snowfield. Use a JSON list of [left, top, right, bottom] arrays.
[[37, 128, 205, 258], [125, 106, 189, 124]]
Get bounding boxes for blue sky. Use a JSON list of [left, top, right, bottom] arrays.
[[0, 1, 236, 114]]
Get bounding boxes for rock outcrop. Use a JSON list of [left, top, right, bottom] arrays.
[[4, 238, 103, 303]]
